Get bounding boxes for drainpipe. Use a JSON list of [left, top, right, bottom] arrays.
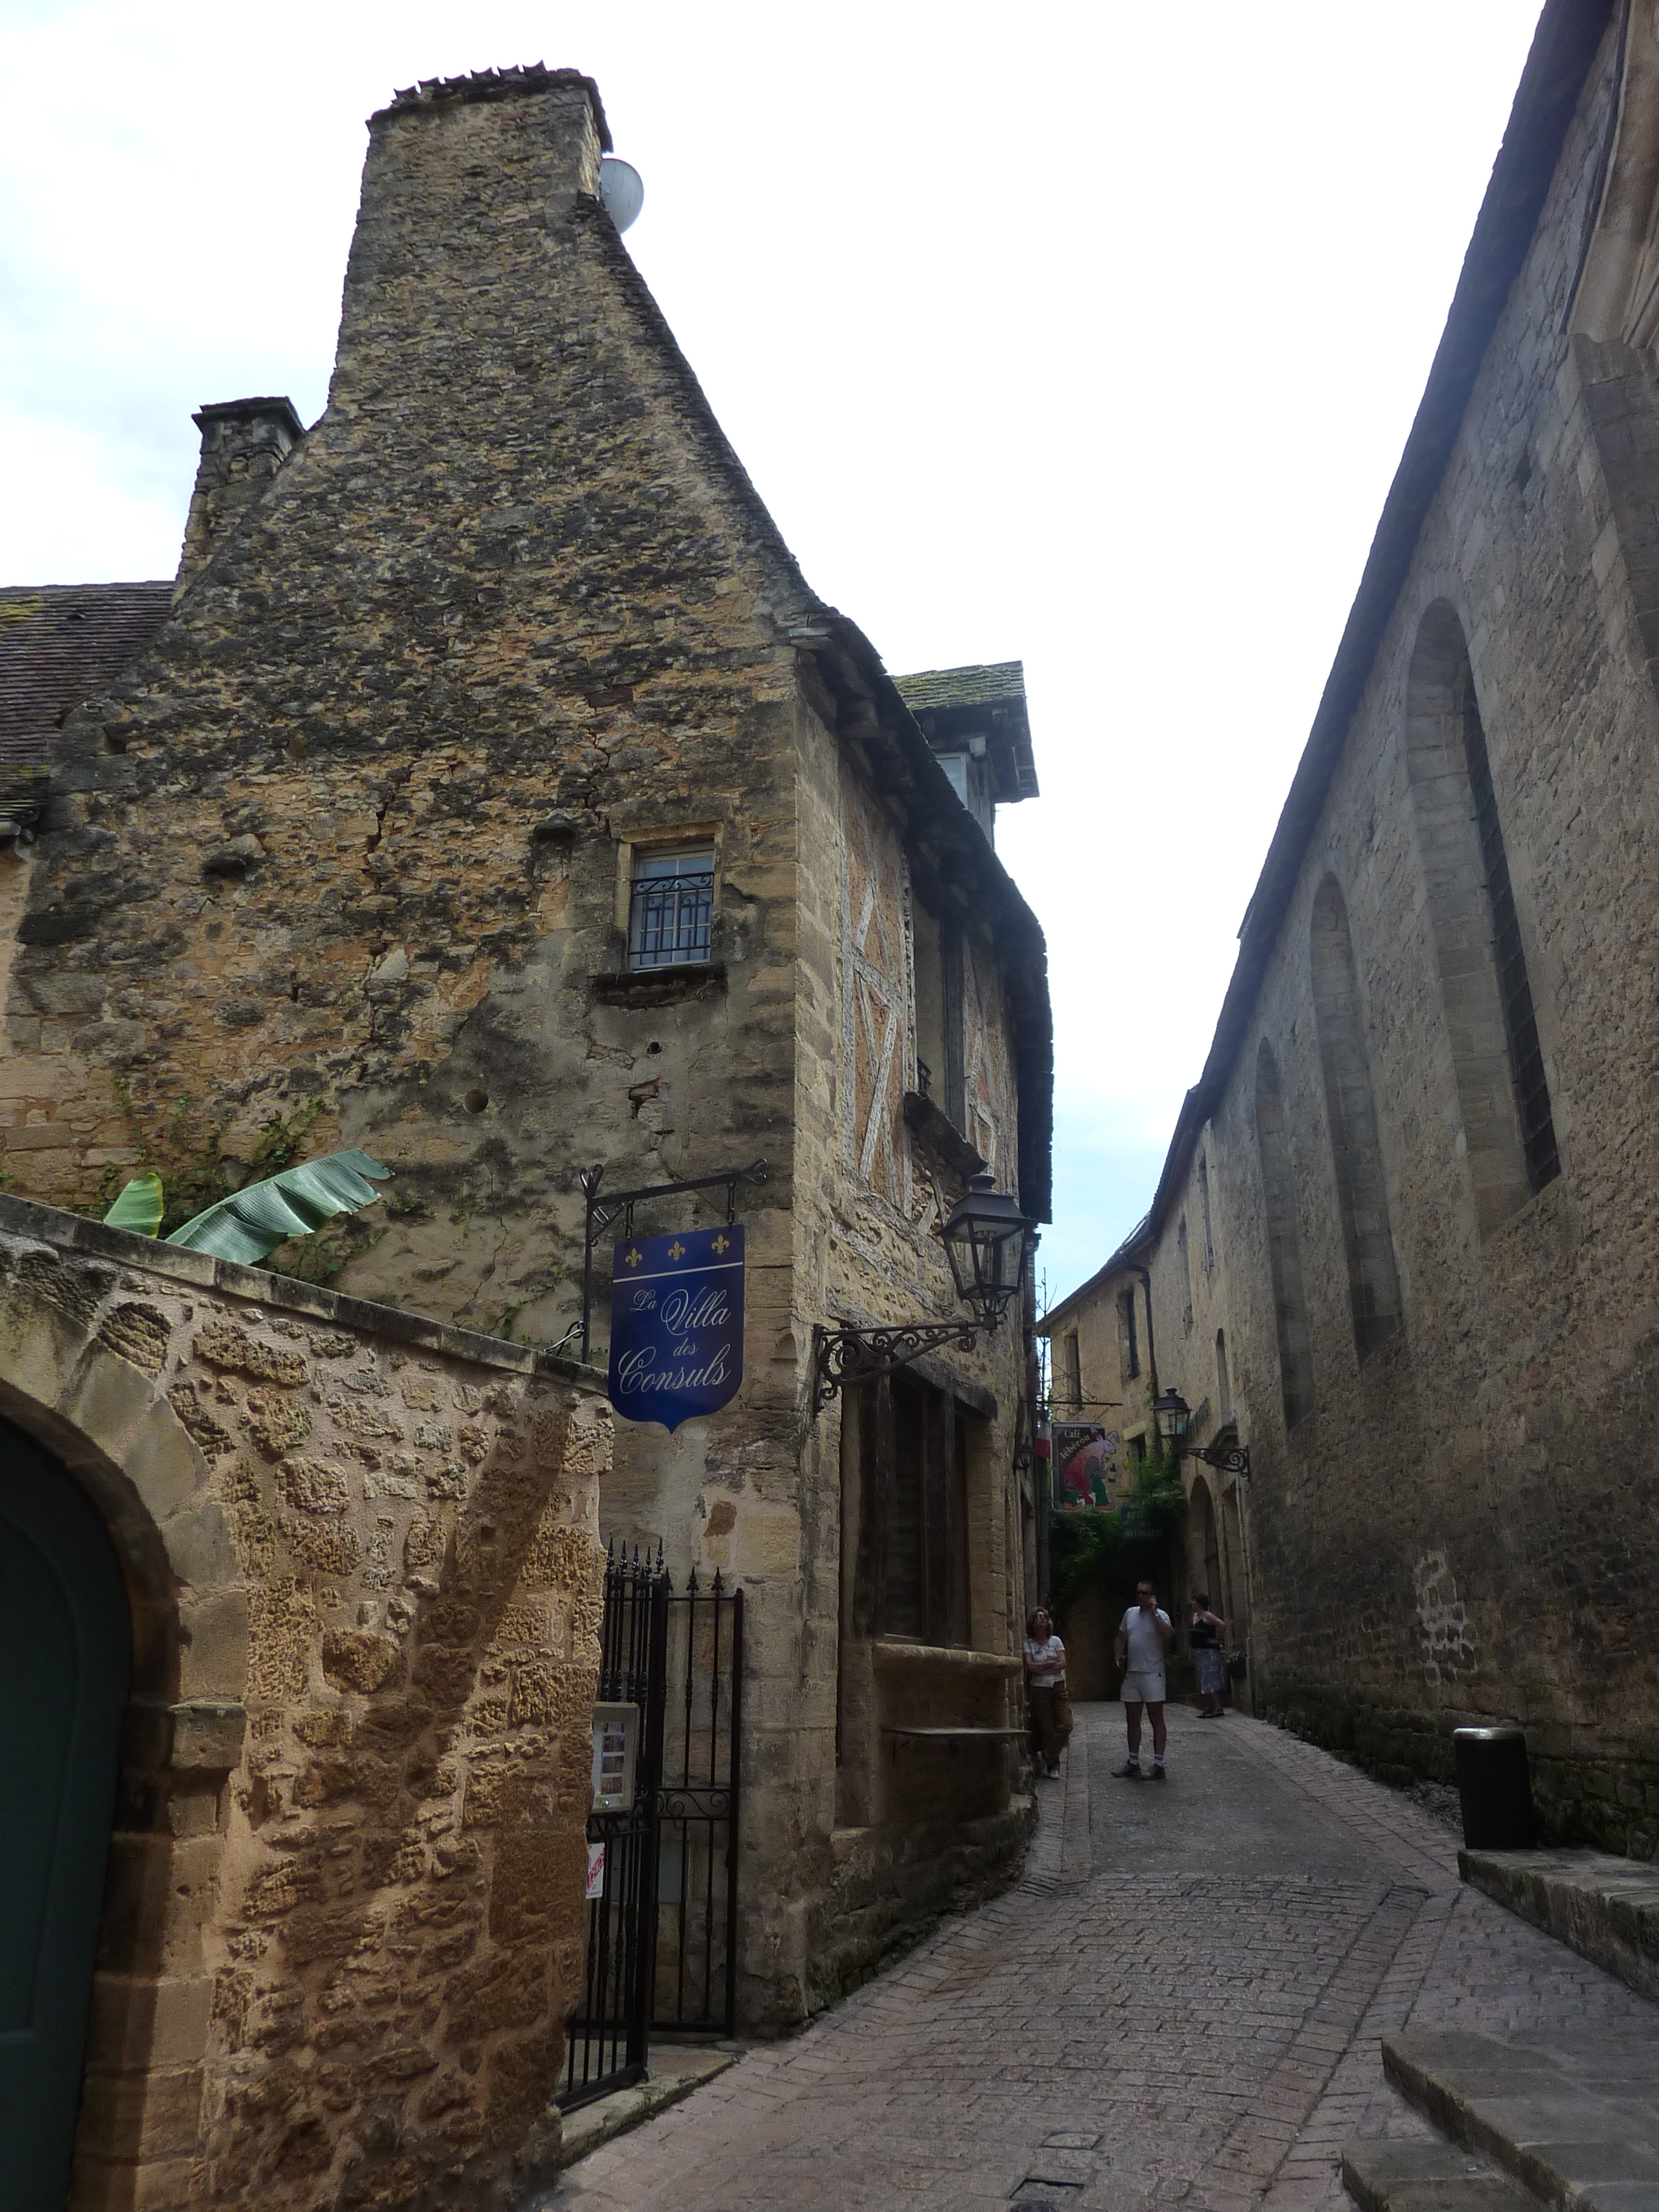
[[1136, 1259, 1177, 1606], [1136, 1263, 1158, 1405]]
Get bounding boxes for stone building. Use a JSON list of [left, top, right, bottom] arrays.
[[1051, 0, 1659, 1854], [1037, 1227, 1258, 1705], [0, 64, 1053, 2032], [0, 1190, 609, 2211]]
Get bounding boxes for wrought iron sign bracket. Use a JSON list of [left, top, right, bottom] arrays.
[[1191, 1439, 1252, 1480], [577, 1157, 768, 1364], [811, 1318, 989, 1418]]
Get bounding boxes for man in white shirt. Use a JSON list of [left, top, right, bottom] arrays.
[[1113, 1578, 1173, 1780]]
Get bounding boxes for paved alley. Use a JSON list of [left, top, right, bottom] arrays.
[[538, 1703, 1657, 2212]]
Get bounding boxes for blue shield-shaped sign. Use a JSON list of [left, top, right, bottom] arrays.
[[608, 1224, 745, 1432]]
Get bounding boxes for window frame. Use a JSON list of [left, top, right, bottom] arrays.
[[614, 822, 724, 972]]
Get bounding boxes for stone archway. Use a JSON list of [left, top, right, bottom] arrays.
[[0, 1193, 612, 2211], [1185, 1474, 1222, 1617], [0, 1240, 229, 2212], [2, 1416, 133, 2212]]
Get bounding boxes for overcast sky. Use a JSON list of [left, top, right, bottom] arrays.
[[0, 0, 1545, 1304]]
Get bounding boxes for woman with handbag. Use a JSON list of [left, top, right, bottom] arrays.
[[1189, 1591, 1228, 1717]]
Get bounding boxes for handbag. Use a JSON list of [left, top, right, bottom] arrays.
[[1226, 1647, 1248, 1681]]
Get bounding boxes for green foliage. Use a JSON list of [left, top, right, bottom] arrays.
[[167, 1150, 389, 1262], [102, 1171, 164, 1236], [92, 1087, 331, 1238], [103, 1148, 389, 1265], [1048, 1507, 1129, 1619], [1047, 1440, 1187, 1618], [1119, 1441, 1186, 1537]]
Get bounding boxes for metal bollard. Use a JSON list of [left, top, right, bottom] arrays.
[[1453, 1724, 1534, 1850]]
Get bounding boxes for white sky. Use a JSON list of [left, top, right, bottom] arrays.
[[0, 0, 1545, 1304]]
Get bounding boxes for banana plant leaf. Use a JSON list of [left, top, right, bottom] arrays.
[[165, 1148, 390, 1262], [102, 1170, 164, 1236]]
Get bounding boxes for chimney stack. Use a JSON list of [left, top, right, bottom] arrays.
[[175, 396, 305, 600]]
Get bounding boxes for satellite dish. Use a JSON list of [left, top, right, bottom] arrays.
[[598, 157, 644, 234]]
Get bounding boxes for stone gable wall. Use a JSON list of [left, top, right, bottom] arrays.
[[0, 65, 1045, 2034]]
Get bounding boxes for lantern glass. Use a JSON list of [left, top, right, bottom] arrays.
[[1153, 1389, 1190, 1444], [939, 1172, 1031, 1327]]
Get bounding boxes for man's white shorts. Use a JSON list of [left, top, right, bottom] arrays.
[[1120, 1669, 1166, 1706]]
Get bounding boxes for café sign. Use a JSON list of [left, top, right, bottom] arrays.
[[608, 1222, 745, 1430]]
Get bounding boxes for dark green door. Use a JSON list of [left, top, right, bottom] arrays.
[[0, 1418, 130, 2211]]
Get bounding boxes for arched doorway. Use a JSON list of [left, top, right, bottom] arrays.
[[1185, 1476, 1222, 1614], [0, 1416, 130, 2212]]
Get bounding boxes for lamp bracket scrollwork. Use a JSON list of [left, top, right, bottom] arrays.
[[1190, 1440, 1252, 1480], [811, 1319, 989, 1417]]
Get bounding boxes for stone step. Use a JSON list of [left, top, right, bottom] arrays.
[[1380, 2026, 1659, 2211], [1341, 2138, 1540, 2211], [1460, 1847, 1659, 2005]]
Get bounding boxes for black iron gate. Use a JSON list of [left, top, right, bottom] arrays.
[[560, 1546, 743, 2110]]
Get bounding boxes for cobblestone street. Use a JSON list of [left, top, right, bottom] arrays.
[[540, 1704, 1657, 2212]]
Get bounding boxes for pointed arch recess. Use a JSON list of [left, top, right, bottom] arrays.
[[1404, 603, 1558, 1235], [1254, 1041, 1316, 1430], [1310, 876, 1402, 1361]]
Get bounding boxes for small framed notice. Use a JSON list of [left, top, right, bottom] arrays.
[[590, 1701, 640, 1812]]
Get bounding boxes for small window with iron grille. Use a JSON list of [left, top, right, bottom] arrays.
[[627, 843, 715, 969]]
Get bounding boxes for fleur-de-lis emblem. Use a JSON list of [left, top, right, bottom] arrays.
[[710, 1233, 729, 1255], [623, 1247, 643, 1269], [668, 1239, 686, 1262]]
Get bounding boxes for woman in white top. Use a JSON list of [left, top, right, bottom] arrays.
[[1023, 1606, 1072, 1778]]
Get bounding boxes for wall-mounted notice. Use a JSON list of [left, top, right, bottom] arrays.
[[608, 1223, 745, 1432], [590, 1701, 639, 1812]]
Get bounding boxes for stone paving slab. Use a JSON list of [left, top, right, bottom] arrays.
[[532, 1708, 1658, 2212], [1460, 1848, 1659, 2004], [1382, 2026, 1659, 2211], [1340, 2139, 1535, 2211], [556, 2046, 739, 2170]]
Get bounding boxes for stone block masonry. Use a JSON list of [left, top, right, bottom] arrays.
[[0, 1190, 610, 2211], [0, 56, 1053, 2038]]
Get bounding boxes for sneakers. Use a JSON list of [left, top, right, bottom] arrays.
[[1114, 1758, 1142, 1779], [1150, 1762, 1167, 1781]]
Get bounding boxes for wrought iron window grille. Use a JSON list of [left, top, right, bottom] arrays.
[[627, 853, 715, 970]]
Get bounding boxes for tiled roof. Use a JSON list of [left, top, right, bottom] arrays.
[[0, 581, 172, 813], [893, 662, 1025, 716], [892, 659, 1039, 804]]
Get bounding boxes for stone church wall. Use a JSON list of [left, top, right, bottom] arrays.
[[0, 1190, 609, 2210], [1138, 13, 1659, 1854]]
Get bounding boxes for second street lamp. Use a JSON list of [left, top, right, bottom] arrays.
[[1154, 1386, 1252, 1480]]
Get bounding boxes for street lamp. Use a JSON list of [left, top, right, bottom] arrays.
[[811, 1172, 1034, 1415], [1153, 1389, 1191, 1449], [939, 1172, 1031, 1327], [1153, 1386, 1252, 1479]]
